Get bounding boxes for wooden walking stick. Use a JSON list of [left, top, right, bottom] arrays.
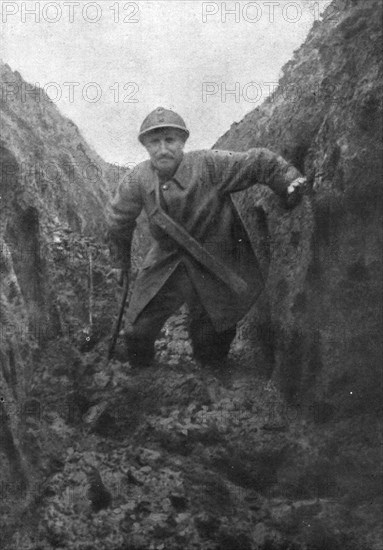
[[107, 273, 129, 360], [83, 273, 129, 429]]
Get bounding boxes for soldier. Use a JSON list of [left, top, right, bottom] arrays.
[[107, 107, 305, 369]]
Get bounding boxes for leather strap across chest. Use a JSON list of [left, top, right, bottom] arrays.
[[147, 181, 248, 296]]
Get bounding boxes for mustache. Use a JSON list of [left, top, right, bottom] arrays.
[[156, 154, 174, 160]]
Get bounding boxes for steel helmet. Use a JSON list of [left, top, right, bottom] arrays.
[[138, 107, 190, 143]]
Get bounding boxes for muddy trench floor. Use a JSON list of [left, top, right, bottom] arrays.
[[3, 312, 382, 550]]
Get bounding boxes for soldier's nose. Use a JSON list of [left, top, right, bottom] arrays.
[[158, 141, 168, 153]]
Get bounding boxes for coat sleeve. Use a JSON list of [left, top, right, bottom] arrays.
[[106, 169, 143, 270], [205, 148, 302, 199]]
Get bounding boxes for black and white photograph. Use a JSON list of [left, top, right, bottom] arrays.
[[0, 1, 382, 548]]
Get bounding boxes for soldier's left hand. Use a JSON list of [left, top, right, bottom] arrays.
[[285, 177, 307, 208]]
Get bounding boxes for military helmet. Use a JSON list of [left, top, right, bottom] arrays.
[[138, 107, 190, 143]]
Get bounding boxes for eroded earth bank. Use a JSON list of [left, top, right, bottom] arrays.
[[0, 1, 382, 548]]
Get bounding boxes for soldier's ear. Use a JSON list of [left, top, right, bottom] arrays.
[[174, 129, 188, 144]]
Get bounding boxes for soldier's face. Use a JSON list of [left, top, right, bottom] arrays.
[[143, 128, 186, 176]]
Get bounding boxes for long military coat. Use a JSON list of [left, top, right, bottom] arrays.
[[107, 148, 301, 331]]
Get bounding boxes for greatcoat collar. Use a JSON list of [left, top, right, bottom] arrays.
[[147, 153, 188, 190]]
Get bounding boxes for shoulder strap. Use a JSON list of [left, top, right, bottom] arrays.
[[148, 182, 248, 296]]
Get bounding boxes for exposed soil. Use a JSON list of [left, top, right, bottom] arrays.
[[2, 305, 381, 550], [1, 0, 382, 548]]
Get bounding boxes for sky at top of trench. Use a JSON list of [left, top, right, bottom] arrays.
[[1, 0, 331, 167]]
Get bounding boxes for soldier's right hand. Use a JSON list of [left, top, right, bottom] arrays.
[[108, 268, 129, 288]]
